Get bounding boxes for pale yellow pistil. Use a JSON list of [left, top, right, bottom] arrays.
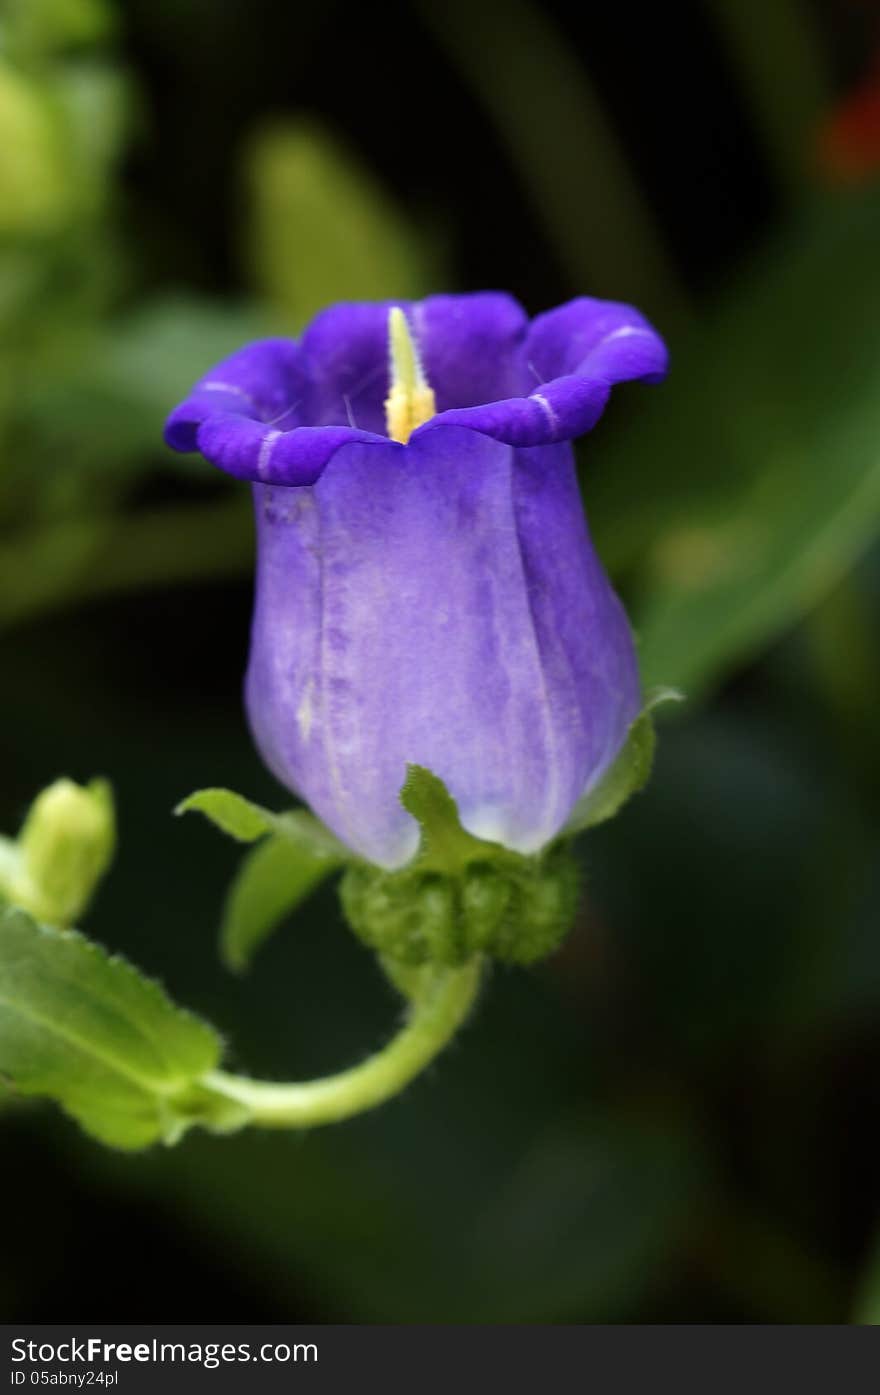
[[384, 306, 436, 442]]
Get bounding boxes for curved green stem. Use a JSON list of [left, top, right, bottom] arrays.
[[203, 959, 482, 1129]]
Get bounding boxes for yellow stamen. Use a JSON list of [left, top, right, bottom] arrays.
[[384, 306, 436, 443]]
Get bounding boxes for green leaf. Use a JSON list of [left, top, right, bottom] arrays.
[[221, 828, 346, 972], [400, 764, 499, 874], [564, 687, 682, 834], [589, 191, 880, 698], [243, 118, 432, 327], [175, 788, 277, 843], [3, 0, 115, 58], [90, 296, 269, 448], [0, 60, 71, 235], [29, 296, 269, 486], [0, 906, 242, 1149]]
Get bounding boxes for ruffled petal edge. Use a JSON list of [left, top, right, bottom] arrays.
[[418, 299, 668, 448], [164, 298, 668, 486]]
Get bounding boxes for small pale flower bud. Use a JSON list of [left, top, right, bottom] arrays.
[[12, 778, 115, 927]]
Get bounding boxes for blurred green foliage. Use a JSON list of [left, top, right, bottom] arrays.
[[245, 119, 432, 326], [591, 190, 880, 698], [1, 0, 879, 1326]]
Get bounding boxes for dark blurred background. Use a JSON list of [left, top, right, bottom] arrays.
[[2, 0, 880, 1322]]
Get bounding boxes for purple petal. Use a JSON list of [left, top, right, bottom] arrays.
[[163, 338, 303, 451], [526, 296, 669, 384], [196, 415, 389, 487], [299, 292, 530, 432], [165, 294, 668, 486], [511, 442, 641, 796], [412, 292, 529, 408], [426, 296, 668, 447], [300, 300, 403, 434], [165, 333, 388, 483], [245, 425, 640, 867]]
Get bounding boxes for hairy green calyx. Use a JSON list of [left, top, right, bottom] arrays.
[[341, 834, 580, 968]]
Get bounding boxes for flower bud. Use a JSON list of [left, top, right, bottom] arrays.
[[10, 778, 115, 926]]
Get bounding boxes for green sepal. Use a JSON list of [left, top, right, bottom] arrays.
[[220, 830, 346, 972], [176, 787, 348, 854], [176, 787, 350, 970], [0, 905, 245, 1150], [175, 787, 281, 842], [563, 687, 683, 835], [342, 841, 580, 969], [399, 764, 500, 874]]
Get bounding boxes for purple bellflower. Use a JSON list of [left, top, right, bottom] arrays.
[[165, 294, 667, 869]]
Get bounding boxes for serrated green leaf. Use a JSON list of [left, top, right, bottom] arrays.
[[221, 829, 345, 972], [0, 906, 242, 1149], [564, 687, 682, 835], [175, 788, 277, 843]]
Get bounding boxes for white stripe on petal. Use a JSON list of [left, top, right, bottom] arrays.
[[257, 429, 281, 479], [531, 392, 559, 434], [201, 380, 259, 409]]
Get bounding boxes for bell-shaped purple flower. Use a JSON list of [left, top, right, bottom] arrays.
[[165, 293, 667, 869]]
